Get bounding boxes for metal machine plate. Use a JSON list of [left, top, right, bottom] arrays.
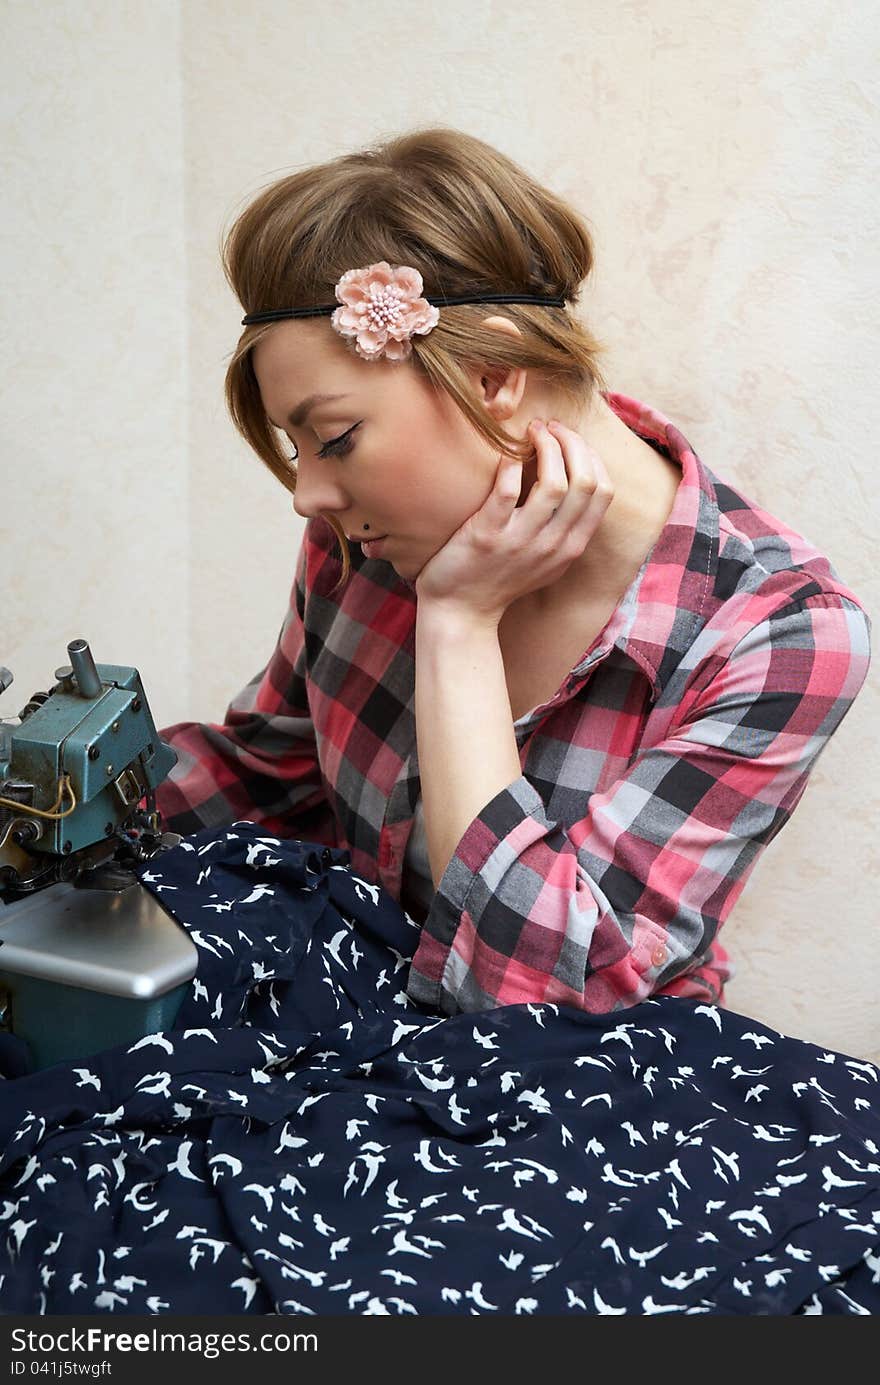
[[0, 880, 198, 998]]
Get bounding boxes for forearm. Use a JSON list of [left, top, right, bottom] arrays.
[[414, 602, 522, 888]]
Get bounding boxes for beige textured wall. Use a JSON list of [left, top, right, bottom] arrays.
[[1, 1, 189, 729], [3, 2, 877, 1058]]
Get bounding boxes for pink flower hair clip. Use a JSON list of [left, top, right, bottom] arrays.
[[330, 261, 440, 362]]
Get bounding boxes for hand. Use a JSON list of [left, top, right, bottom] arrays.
[[413, 417, 615, 626]]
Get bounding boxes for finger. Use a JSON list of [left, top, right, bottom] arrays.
[[546, 419, 612, 527], [481, 452, 524, 528], [523, 419, 568, 525]]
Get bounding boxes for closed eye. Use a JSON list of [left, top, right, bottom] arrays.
[[287, 421, 360, 462]]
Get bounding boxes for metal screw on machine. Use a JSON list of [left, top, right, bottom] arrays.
[[67, 640, 103, 699]]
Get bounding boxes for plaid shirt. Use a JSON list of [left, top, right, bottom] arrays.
[[154, 391, 872, 1016]]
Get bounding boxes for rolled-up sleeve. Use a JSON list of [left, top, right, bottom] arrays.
[[153, 532, 337, 845], [406, 595, 872, 1015]]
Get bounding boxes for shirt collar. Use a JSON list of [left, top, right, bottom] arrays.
[[571, 391, 721, 701]]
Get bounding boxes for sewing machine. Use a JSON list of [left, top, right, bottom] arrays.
[[0, 639, 198, 1071]]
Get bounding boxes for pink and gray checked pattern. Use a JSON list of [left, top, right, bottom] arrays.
[[154, 392, 872, 1017]]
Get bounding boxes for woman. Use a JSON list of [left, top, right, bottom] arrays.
[[5, 127, 875, 1319], [155, 125, 870, 1019]]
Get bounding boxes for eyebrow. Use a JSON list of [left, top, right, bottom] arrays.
[[285, 392, 351, 428]]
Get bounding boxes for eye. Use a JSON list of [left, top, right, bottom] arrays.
[[318, 422, 360, 458], [287, 422, 360, 464]]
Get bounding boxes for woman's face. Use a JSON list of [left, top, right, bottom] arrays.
[[252, 318, 516, 583]]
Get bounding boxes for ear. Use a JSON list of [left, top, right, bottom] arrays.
[[471, 315, 527, 420]]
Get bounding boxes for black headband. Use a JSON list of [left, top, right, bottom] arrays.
[[241, 291, 567, 326]]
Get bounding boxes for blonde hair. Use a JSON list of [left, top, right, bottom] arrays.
[[221, 125, 612, 590]]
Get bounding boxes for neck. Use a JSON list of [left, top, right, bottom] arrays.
[[515, 391, 681, 613]]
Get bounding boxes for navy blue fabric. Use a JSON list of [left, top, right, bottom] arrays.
[[1, 821, 878, 1316]]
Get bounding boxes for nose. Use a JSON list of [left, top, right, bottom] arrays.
[[291, 464, 349, 522]]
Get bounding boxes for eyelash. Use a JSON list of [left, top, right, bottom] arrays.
[[288, 422, 360, 463]]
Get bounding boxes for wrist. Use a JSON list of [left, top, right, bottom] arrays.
[[415, 597, 502, 638]]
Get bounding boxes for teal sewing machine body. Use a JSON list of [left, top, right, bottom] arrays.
[[0, 641, 197, 1071]]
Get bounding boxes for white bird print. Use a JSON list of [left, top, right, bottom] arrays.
[[821, 1166, 865, 1191], [511, 1158, 558, 1184], [326, 928, 351, 972], [124, 1182, 158, 1214], [744, 1084, 770, 1103], [9, 1218, 37, 1251], [776, 1172, 808, 1187], [584, 1138, 605, 1157], [600, 1024, 635, 1049], [496, 1208, 548, 1241], [711, 1147, 741, 1183], [658, 1207, 683, 1230], [94, 1290, 127, 1309], [740, 1032, 774, 1049], [642, 1295, 692, 1314], [526, 1004, 552, 1028], [69, 1272, 87, 1293], [500, 1250, 524, 1270], [694, 1005, 722, 1032], [447, 1092, 470, 1126], [499, 1070, 523, 1093], [72, 1068, 101, 1090], [387, 1229, 434, 1258], [660, 1265, 716, 1290], [245, 841, 280, 867], [381, 1268, 418, 1286], [128, 1032, 174, 1055], [146, 1296, 170, 1311], [465, 1282, 498, 1311], [181, 1028, 218, 1044], [473, 1028, 499, 1049], [413, 1069, 455, 1093], [751, 1125, 791, 1143], [238, 1182, 274, 1213], [275, 1122, 308, 1153], [313, 1212, 336, 1237], [167, 1142, 204, 1183], [844, 1059, 879, 1082], [785, 1243, 812, 1263], [386, 1296, 418, 1314], [621, 1122, 648, 1147], [602, 1164, 638, 1189], [593, 1287, 626, 1313], [207, 1146, 242, 1180], [667, 1159, 691, 1190], [580, 1093, 613, 1109], [352, 878, 381, 906], [629, 1243, 668, 1268], [728, 1205, 772, 1235], [415, 1141, 460, 1174], [600, 1235, 626, 1265], [232, 1276, 260, 1308]]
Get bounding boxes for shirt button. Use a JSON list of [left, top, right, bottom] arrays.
[[651, 944, 667, 967]]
